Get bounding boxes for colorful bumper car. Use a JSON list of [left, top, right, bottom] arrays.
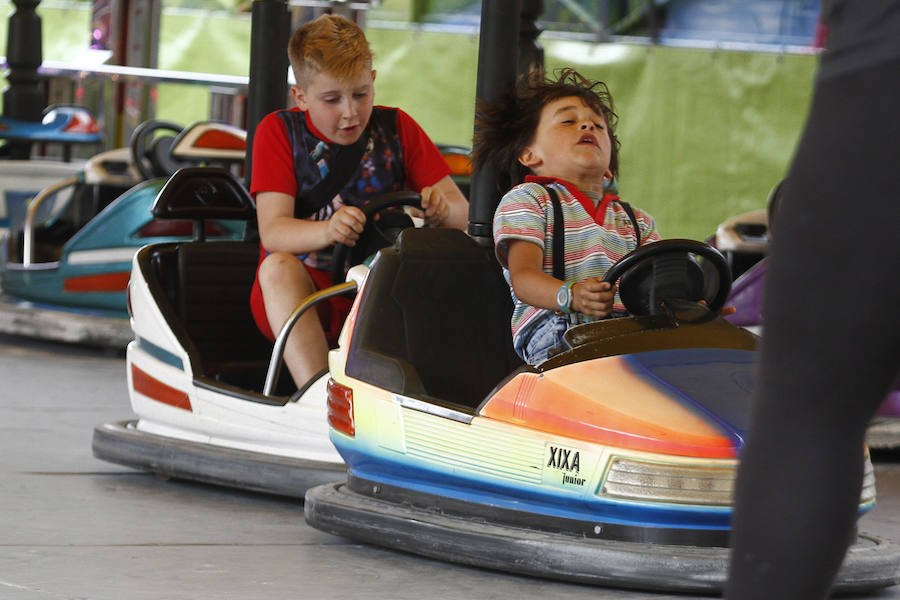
[[0, 105, 102, 235], [0, 121, 248, 347], [91, 167, 428, 497], [303, 227, 899, 593]]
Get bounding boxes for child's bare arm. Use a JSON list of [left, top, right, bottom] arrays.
[[257, 191, 366, 253], [418, 175, 469, 230], [507, 240, 617, 317], [506, 240, 563, 310]]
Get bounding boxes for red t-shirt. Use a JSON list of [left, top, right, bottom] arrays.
[[249, 106, 452, 343], [250, 106, 450, 200]]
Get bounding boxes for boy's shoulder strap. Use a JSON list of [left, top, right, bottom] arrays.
[[618, 200, 642, 247], [545, 186, 566, 281], [277, 109, 369, 219], [545, 187, 643, 281], [296, 134, 369, 219]]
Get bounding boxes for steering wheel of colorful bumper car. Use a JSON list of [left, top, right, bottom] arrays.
[[130, 120, 191, 180], [330, 191, 423, 285], [602, 239, 731, 322]]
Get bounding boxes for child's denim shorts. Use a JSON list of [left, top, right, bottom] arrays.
[[520, 314, 570, 366]]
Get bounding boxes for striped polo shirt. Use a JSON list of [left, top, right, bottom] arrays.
[[493, 176, 659, 352]]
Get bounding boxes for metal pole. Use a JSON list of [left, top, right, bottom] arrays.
[[4, 0, 43, 159], [467, 0, 522, 243], [122, 0, 162, 140], [519, 0, 544, 77], [245, 0, 290, 188], [646, 0, 660, 43]]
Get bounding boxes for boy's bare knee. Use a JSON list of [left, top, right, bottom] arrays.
[[258, 252, 314, 294], [260, 252, 304, 277]]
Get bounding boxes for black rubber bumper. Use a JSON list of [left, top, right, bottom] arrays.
[[867, 417, 900, 450], [0, 295, 133, 348], [304, 481, 900, 594], [93, 420, 346, 498]]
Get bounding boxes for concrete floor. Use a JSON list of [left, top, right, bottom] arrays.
[[1, 332, 898, 600]]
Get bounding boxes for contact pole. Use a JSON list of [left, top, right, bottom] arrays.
[[245, 0, 290, 187], [467, 0, 522, 243]]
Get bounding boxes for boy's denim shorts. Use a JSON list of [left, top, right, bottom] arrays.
[[520, 314, 570, 366]]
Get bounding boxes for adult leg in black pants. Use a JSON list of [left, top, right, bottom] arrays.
[[725, 50, 900, 600]]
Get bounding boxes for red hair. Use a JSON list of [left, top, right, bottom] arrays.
[[288, 14, 373, 87]]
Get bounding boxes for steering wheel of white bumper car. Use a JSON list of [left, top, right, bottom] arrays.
[[130, 120, 190, 180], [330, 191, 423, 285], [602, 239, 731, 321]]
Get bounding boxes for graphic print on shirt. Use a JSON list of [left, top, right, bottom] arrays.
[[278, 108, 406, 223]]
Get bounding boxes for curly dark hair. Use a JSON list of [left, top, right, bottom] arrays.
[[471, 68, 620, 196]]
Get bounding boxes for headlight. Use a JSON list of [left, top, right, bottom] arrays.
[[601, 456, 735, 506], [603, 455, 877, 508]]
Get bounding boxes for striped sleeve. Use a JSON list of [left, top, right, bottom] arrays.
[[492, 184, 549, 268]]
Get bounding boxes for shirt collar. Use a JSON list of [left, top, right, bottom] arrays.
[[524, 175, 620, 225]]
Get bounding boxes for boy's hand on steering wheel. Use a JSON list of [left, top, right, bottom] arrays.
[[416, 186, 450, 227], [327, 205, 366, 246], [572, 277, 617, 318]]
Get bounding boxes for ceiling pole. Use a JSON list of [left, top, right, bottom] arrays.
[[519, 0, 545, 77], [468, 0, 522, 243], [245, 0, 290, 187]]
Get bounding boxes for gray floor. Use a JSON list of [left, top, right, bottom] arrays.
[[1, 333, 898, 600]]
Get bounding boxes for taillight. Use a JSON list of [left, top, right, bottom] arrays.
[[327, 378, 354, 437]]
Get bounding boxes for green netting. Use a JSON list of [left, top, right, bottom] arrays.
[[155, 8, 252, 126], [17, 2, 816, 239], [543, 43, 817, 238], [23, 2, 91, 61], [369, 33, 817, 239]]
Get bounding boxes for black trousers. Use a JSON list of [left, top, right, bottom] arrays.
[[726, 56, 900, 598]]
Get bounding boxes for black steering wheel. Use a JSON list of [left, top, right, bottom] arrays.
[[130, 120, 190, 180], [330, 191, 423, 285], [602, 239, 731, 321]]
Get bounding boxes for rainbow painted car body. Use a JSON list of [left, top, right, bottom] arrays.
[[327, 347, 755, 532], [305, 227, 894, 593]]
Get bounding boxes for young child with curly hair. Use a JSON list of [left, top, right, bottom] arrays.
[[473, 68, 659, 365]]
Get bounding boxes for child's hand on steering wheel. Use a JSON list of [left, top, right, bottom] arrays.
[[327, 205, 366, 246], [416, 186, 450, 227], [572, 277, 618, 318]]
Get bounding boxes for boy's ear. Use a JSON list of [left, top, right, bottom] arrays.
[[290, 85, 308, 111], [518, 147, 541, 169]]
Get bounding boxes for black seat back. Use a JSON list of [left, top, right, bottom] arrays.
[[346, 228, 521, 410], [173, 241, 272, 384]]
